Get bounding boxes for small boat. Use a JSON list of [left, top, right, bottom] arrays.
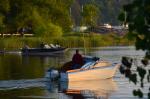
[[21, 45, 68, 55], [0, 50, 4, 54], [60, 62, 120, 81], [0, 49, 5, 54], [46, 57, 120, 81]]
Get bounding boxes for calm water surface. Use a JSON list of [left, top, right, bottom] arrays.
[[0, 46, 149, 99]]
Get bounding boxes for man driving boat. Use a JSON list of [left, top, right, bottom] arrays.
[[72, 49, 83, 69]]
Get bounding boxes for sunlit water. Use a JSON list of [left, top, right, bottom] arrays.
[[0, 46, 149, 99]]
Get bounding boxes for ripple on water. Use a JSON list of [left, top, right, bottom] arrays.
[[0, 78, 48, 90]]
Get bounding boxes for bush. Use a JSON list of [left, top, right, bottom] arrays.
[[34, 23, 63, 38]]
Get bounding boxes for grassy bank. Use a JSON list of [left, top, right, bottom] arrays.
[[0, 33, 134, 50]]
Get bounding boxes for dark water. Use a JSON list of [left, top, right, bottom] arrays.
[[0, 46, 149, 99]]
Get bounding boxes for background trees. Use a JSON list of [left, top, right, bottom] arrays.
[[81, 3, 99, 26], [72, 0, 132, 26], [0, 0, 73, 37]]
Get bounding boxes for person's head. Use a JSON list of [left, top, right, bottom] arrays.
[[76, 49, 79, 54]]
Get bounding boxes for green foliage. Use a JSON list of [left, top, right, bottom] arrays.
[[0, 0, 10, 14], [0, 14, 5, 32], [73, 0, 132, 25], [43, 23, 63, 37], [0, 0, 73, 36], [0, 33, 132, 49], [81, 4, 99, 26], [119, 0, 150, 52], [118, 11, 125, 22]]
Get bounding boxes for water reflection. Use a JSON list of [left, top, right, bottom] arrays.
[[0, 53, 67, 80], [47, 79, 117, 99], [0, 47, 146, 99]]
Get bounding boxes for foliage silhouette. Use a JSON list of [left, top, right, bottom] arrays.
[[120, 56, 150, 98], [119, 0, 150, 57]]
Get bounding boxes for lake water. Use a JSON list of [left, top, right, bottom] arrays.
[[0, 46, 149, 99]]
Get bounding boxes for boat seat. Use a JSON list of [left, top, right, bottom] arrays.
[[56, 44, 61, 48], [50, 44, 57, 48], [44, 44, 51, 48]]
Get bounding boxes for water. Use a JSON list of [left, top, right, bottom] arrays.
[[0, 46, 149, 99]]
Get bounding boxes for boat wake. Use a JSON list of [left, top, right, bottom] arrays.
[[0, 78, 49, 90]]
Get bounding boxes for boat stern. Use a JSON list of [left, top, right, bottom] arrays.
[[60, 72, 68, 81]]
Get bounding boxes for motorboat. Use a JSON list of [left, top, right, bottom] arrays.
[[21, 44, 68, 55], [46, 56, 120, 81], [60, 62, 120, 81]]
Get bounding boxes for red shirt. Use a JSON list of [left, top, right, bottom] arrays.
[[72, 53, 83, 65]]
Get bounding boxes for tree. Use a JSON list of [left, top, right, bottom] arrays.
[[81, 3, 99, 26], [0, 0, 73, 36], [119, 0, 150, 56]]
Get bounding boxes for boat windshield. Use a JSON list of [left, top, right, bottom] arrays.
[[83, 56, 99, 63], [81, 61, 96, 69]]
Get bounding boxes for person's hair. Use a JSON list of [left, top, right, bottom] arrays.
[[76, 49, 79, 53]]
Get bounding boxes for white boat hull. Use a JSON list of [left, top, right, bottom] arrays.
[[59, 79, 117, 98], [60, 64, 120, 81], [67, 79, 117, 91]]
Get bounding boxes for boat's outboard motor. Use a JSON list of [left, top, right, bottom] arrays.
[[45, 68, 59, 80]]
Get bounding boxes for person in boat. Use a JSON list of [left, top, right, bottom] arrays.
[[23, 44, 29, 49], [72, 49, 83, 69], [40, 42, 45, 48]]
